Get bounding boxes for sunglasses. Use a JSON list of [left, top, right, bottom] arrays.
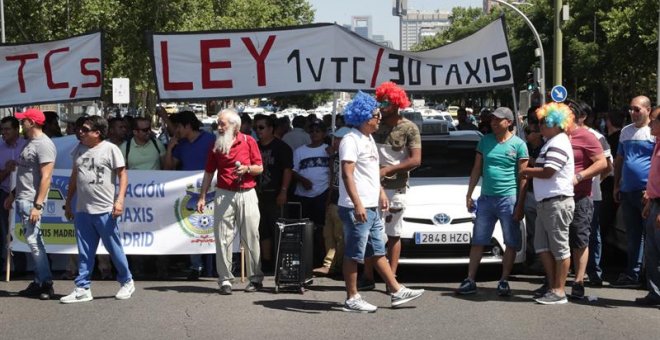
[[135, 127, 151, 133], [379, 100, 390, 109], [78, 126, 95, 133], [371, 113, 381, 120], [629, 106, 643, 113], [255, 125, 268, 130]]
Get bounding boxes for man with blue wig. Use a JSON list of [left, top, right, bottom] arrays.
[[338, 91, 424, 313]]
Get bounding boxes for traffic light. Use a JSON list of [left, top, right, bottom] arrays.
[[526, 72, 536, 91]]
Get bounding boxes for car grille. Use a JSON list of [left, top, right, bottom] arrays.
[[400, 238, 497, 259], [403, 217, 474, 225]]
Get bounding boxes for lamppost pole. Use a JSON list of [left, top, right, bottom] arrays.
[[490, 0, 546, 104], [1, 0, 5, 43]]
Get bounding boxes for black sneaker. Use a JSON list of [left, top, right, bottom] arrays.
[[455, 278, 477, 295], [634, 295, 660, 306], [496, 280, 512, 297], [187, 269, 201, 281], [244, 281, 263, 293], [533, 282, 549, 299], [570, 282, 585, 300], [610, 273, 641, 288], [219, 284, 232, 295], [357, 278, 376, 291], [39, 282, 54, 300], [18, 281, 42, 297]]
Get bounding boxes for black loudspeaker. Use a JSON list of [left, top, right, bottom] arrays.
[[274, 218, 314, 294]]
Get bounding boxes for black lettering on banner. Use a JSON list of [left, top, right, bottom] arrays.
[[388, 53, 404, 85], [408, 58, 421, 85], [445, 64, 462, 85], [330, 57, 348, 82], [482, 57, 491, 82], [491, 52, 511, 82], [464, 59, 482, 84], [306, 58, 325, 81], [352, 57, 365, 84], [287, 49, 302, 82], [427, 64, 443, 86]]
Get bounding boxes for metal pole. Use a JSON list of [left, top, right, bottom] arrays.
[[1, 0, 5, 43], [491, 0, 546, 104], [553, 0, 562, 87]]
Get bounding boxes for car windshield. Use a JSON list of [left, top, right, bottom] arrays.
[[411, 139, 477, 177]]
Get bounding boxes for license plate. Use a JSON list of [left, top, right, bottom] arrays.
[[415, 232, 471, 244]]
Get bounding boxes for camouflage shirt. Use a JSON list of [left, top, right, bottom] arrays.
[[373, 118, 421, 189]]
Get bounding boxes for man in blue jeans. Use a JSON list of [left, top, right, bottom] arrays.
[[612, 95, 655, 288], [5, 109, 56, 300], [457, 107, 529, 296], [338, 91, 424, 313]]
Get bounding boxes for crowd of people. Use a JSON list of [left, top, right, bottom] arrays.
[[1, 87, 659, 311]]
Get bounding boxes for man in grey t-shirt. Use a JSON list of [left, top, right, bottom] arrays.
[[61, 116, 133, 304], [5, 109, 56, 300]]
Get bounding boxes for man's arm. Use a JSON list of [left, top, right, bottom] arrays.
[[196, 171, 214, 213], [576, 153, 607, 185], [514, 159, 529, 221], [112, 167, 128, 218], [465, 153, 483, 211], [380, 147, 421, 178], [164, 139, 180, 170], [30, 162, 54, 223], [613, 154, 623, 202]]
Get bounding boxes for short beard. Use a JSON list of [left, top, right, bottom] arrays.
[[214, 126, 235, 155]]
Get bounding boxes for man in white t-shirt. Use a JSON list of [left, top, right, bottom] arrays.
[[521, 103, 575, 305], [338, 91, 424, 313]]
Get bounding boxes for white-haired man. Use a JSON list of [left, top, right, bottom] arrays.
[[197, 109, 264, 295]]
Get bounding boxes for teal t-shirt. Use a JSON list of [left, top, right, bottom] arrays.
[[477, 133, 529, 196]]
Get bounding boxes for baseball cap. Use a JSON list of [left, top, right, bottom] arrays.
[[15, 108, 46, 125], [492, 107, 514, 121], [332, 126, 351, 138]]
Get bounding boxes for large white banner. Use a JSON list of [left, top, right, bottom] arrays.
[[150, 18, 513, 100], [11, 169, 226, 255], [0, 32, 103, 107]]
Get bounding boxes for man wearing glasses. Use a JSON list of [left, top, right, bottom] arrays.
[[612, 96, 655, 288], [5, 109, 56, 300], [359, 81, 420, 290], [120, 117, 165, 171]]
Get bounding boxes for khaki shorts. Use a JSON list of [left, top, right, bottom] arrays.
[[384, 188, 407, 237], [534, 195, 574, 260]]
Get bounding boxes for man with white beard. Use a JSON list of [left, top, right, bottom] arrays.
[[197, 109, 264, 295]]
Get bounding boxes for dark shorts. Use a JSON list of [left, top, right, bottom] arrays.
[[569, 196, 593, 249]]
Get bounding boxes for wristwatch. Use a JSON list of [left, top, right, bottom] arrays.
[[33, 203, 43, 210], [575, 173, 583, 182]]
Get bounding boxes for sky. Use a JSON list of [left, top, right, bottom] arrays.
[[307, 0, 484, 49]]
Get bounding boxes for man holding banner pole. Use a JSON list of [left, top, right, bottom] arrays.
[[197, 108, 264, 295]]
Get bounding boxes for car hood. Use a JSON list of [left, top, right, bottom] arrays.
[[405, 177, 479, 222]]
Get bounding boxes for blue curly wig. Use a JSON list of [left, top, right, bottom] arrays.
[[344, 91, 378, 126]]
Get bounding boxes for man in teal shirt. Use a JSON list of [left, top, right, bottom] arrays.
[[457, 107, 529, 297]]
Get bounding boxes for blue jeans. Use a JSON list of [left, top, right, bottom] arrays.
[[645, 200, 660, 300], [587, 200, 603, 282], [621, 190, 646, 281], [472, 195, 522, 251], [16, 199, 52, 284], [338, 206, 386, 263], [74, 212, 132, 288]]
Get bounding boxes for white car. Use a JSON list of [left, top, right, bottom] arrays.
[[398, 130, 527, 265]]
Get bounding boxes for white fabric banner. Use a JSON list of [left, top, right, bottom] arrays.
[[11, 169, 239, 255], [150, 18, 513, 100], [0, 32, 103, 107]]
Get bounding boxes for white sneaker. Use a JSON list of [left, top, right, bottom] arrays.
[[115, 280, 135, 300], [60, 287, 93, 304], [342, 294, 377, 313], [391, 285, 424, 307]]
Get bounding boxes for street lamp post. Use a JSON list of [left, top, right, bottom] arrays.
[[1, 0, 5, 43], [490, 0, 546, 104]]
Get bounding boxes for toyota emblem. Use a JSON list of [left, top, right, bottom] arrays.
[[433, 213, 451, 225]]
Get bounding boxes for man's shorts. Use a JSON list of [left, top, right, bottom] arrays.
[[535, 195, 574, 260], [338, 206, 387, 263], [472, 194, 522, 251], [384, 188, 407, 237], [569, 196, 593, 249]]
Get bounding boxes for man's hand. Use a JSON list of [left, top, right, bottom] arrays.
[[513, 203, 525, 222], [379, 191, 389, 212], [167, 136, 179, 151], [276, 191, 287, 207], [29, 208, 41, 224], [466, 196, 474, 212], [196, 196, 206, 214], [613, 187, 620, 203], [3, 193, 14, 211], [64, 202, 74, 221], [112, 201, 124, 219], [4, 160, 17, 172], [299, 177, 313, 190], [353, 205, 367, 223]]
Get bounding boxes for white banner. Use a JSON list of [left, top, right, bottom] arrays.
[[150, 18, 513, 100], [11, 169, 228, 255], [0, 32, 103, 107]]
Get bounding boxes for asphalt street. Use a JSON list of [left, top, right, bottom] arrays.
[[1, 264, 657, 340]]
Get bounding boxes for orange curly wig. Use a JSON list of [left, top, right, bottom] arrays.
[[375, 82, 410, 109]]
